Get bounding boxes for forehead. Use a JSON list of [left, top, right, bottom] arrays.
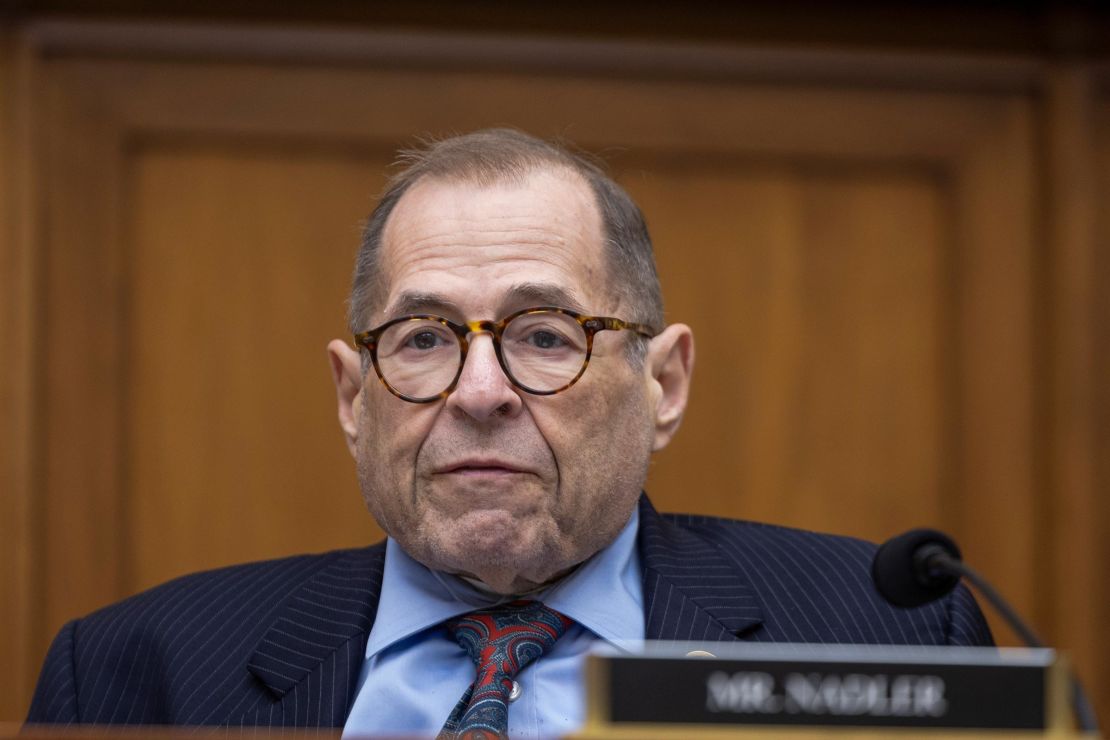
[[377, 169, 608, 318]]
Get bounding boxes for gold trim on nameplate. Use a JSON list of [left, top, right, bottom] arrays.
[[586, 652, 612, 730], [1045, 652, 1071, 734]]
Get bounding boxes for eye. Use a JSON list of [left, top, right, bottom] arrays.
[[525, 329, 568, 350], [504, 311, 586, 355], [407, 330, 444, 350], [381, 321, 455, 357]]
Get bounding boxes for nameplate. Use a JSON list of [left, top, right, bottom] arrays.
[[586, 643, 1065, 732]]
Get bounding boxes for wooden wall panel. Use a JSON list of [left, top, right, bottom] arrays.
[[1089, 77, 1110, 733], [3, 21, 1103, 726], [39, 59, 129, 652], [0, 30, 38, 724], [1040, 65, 1102, 725], [635, 166, 950, 541], [125, 146, 387, 591], [949, 100, 1038, 623], [34, 50, 1040, 638]]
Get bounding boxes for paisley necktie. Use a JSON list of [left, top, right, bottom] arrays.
[[438, 600, 573, 740]]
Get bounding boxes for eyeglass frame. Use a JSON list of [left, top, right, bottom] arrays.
[[353, 305, 657, 403]]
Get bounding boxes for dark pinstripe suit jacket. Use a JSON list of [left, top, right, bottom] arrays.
[[27, 496, 992, 727]]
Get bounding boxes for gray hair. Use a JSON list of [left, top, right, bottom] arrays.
[[347, 129, 664, 351]]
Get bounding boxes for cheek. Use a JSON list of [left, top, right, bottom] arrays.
[[356, 391, 437, 520], [539, 374, 654, 514]]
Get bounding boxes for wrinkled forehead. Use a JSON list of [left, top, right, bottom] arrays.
[[376, 168, 609, 319]]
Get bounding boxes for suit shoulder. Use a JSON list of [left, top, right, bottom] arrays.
[[662, 511, 877, 560], [86, 544, 384, 622], [657, 511, 992, 647], [657, 512, 881, 605], [69, 544, 385, 665], [33, 544, 385, 725]]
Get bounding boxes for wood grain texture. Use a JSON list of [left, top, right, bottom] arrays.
[[1090, 75, 1110, 735], [13, 0, 1110, 64], [35, 53, 1039, 632], [1043, 65, 1103, 726], [0, 33, 17, 723], [633, 164, 949, 540], [124, 146, 386, 590], [948, 98, 1038, 624], [0, 31, 38, 724], [1, 20, 1104, 728], [38, 61, 128, 655]]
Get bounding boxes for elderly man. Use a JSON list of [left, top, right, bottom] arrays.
[[28, 129, 991, 735]]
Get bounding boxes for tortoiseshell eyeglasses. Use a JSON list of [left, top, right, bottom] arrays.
[[353, 306, 656, 403]]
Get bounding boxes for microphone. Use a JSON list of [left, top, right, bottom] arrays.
[[872, 528, 1097, 733], [871, 528, 963, 609]]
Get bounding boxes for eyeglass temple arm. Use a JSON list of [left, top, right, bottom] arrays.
[[594, 317, 657, 338]]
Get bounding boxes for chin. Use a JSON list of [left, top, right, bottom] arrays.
[[420, 511, 570, 585]]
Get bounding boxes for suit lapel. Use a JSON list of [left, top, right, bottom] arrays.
[[637, 496, 763, 643], [238, 497, 758, 725], [244, 543, 386, 727]]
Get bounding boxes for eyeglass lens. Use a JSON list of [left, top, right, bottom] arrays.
[[375, 310, 589, 399]]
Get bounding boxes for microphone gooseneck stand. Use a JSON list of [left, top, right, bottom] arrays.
[[873, 529, 1098, 734]]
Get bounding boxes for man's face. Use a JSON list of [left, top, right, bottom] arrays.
[[351, 169, 657, 593]]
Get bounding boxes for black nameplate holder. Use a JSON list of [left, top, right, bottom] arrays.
[[585, 643, 1068, 735]]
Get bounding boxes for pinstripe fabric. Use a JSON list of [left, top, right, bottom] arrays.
[[27, 545, 385, 728], [27, 495, 992, 728], [638, 499, 992, 647]]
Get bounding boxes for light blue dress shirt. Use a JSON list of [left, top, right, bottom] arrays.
[[342, 508, 644, 738]]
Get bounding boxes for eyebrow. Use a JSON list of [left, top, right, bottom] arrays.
[[501, 282, 586, 313], [385, 282, 588, 320], [387, 292, 462, 318]]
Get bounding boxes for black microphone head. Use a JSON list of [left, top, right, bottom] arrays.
[[872, 528, 962, 608]]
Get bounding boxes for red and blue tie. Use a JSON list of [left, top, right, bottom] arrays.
[[438, 600, 573, 740]]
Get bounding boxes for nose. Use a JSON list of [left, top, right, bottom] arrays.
[[444, 332, 522, 421]]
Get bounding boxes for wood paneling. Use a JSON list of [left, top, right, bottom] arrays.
[[634, 165, 951, 539], [8, 0, 1110, 56], [39, 57, 128, 646], [38, 48, 1041, 637], [1042, 64, 1103, 723], [1090, 74, 1110, 730], [0, 30, 38, 724], [2, 20, 1106, 727], [125, 146, 386, 591]]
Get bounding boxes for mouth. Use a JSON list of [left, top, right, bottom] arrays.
[[436, 459, 533, 477]]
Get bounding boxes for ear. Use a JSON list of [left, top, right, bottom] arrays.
[[644, 323, 695, 451], [327, 339, 364, 458]]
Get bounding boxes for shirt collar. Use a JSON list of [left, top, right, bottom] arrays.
[[365, 507, 643, 660], [539, 507, 643, 645]]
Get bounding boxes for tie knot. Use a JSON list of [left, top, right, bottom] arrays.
[[446, 600, 572, 678]]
